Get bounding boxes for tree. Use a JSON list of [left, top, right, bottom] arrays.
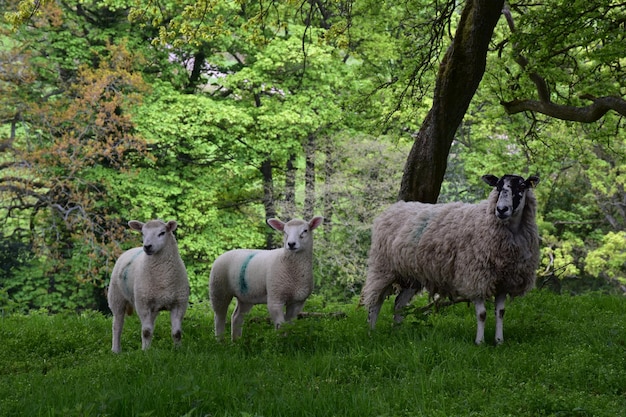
[[398, 0, 505, 202], [500, 2, 626, 122]]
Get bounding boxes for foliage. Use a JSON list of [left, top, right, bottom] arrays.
[[1, 0, 626, 314], [586, 231, 626, 286], [0, 35, 151, 311], [1, 291, 626, 416]]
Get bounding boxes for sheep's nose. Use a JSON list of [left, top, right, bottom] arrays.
[[287, 242, 296, 250], [144, 244, 152, 252], [497, 206, 510, 218]]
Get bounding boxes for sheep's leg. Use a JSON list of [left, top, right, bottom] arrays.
[[170, 304, 187, 348], [367, 283, 398, 330], [285, 301, 305, 322], [111, 310, 125, 353], [211, 296, 232, 341], [473, 298, 487, 345], [138, 308, 158, 350], [367, 302, 383, 330], [361, 269, 396, 329], [494, 293, 506, 345], [231, 301, 253, 341], [393, 286, 419, 323], [267, 300, 287, 329]]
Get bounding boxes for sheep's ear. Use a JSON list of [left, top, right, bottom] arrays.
[[267, 218, 285, 232], [308, 216, 324, 230], [481, 175, 499, 187], [128, 220, 144, 231], [525, 175, 540, 188], [166, 220, 178, 233]]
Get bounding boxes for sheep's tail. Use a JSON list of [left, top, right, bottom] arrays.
[[359, 271, 395, 308]]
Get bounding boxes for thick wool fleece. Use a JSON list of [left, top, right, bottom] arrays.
[[361, 187, 539, 307]]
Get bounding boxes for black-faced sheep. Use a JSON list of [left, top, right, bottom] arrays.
[[107, 220, 189, 353], [209, 216, 324, 341], [360, 174, 540, 344]]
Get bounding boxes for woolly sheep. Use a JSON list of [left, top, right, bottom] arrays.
[[209, 216, 324, 341], [107, 220, 190, 353], [360, 174, 540, 345]]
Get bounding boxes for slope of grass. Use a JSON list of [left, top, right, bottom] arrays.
[[1, 290, 625, 417]]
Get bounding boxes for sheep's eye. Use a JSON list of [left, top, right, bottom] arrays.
[[158, 231, 166, 237]]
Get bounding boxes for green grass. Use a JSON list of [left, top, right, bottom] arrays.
[[1, 290, 625, 417]]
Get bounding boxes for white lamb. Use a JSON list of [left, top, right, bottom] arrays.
[[360, 174, 540, 345], [107, 219, 189, 353], [209, 216, 324, 341]]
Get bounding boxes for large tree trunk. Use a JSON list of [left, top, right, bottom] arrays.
[[398, 0, 504, 203]]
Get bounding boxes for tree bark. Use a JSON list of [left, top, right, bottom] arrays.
[[284, 154, 297, 221], [501, 96, 626, 122], [260, 158, 278, 249], [398, 0, 505, 203], [303, 133, 316, 220]]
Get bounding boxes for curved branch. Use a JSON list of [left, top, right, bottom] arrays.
[[501, 95, 626, 122], [501, 6, 626, 122]]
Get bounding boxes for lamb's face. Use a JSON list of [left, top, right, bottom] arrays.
[[482, 174, 540, 222], [129, 220, 178, 256], [282, 220, 312, 252], [266, 216, 323, 252]]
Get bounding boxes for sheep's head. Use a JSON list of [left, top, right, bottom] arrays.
[[482, 174, 540, 222], [129, 219, 178, 256], [267, 216, 324, 252]]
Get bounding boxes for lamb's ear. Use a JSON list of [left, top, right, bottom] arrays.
[[481, 174, 499, 187], [128, 220, 144, 231], [267, 218, 285, 232], [166, 220, 178, 233], [525, 175, 540, 188], [308, 216, 324, 231]]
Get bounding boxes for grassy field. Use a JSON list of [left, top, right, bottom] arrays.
[[1, 290, 625, 417]]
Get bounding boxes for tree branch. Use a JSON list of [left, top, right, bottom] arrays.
[[501, 95, 626, 122], [501, 5, 626, 122]]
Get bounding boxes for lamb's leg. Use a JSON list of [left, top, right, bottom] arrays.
[[111, 309, 125, 353], [231, 300, 253, 341], [285, 301, 305, 322], [494, 293, 507, 345], [170, 304, 187, 348], [267, 300, 286, 329], [473, 298, 487, 345], [211, 295, 231, 341], [138, 308, 158, 350]]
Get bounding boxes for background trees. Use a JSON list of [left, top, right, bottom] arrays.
[[1, 0, 624, 312]]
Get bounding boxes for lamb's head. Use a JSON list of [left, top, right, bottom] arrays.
[[482, 174, 540, 223], [128, 219, 178, 256], [267, 216, 324, 252]]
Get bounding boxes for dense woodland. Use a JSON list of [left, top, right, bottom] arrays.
[[0, 0, 625, 312]]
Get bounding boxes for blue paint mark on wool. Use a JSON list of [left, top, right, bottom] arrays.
[[239, 252, 257, 295], [413, 216, 430, 243]]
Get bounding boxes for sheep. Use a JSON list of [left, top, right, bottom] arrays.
[[360, 174, 540, 345], [209, 216, 324, 341], [107, 219, 190, 353]]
